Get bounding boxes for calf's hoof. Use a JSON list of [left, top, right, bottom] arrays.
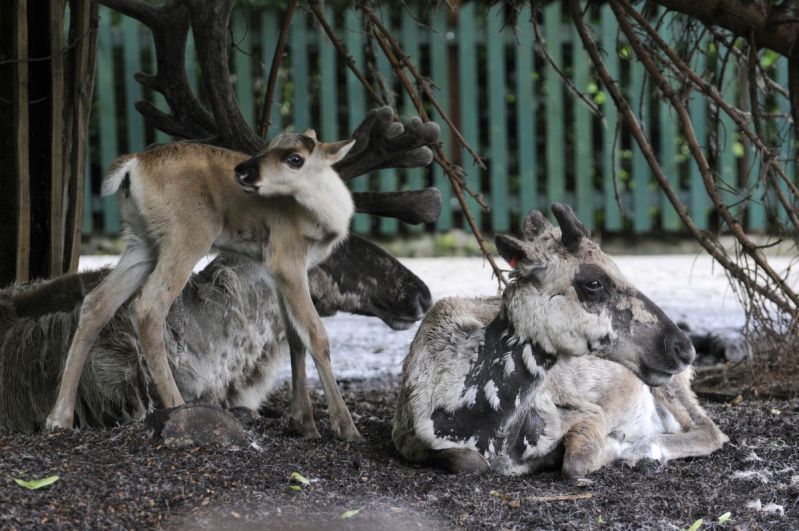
[[287, 416, 322, 439], [331, 417, 362, 442], [431, 448, 490, 474], [145, 403, 247, 448]]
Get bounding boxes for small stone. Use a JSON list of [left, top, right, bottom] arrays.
[[145, 404, 247, 448]]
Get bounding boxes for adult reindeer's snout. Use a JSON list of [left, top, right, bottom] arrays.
[[234, 157, 261, 191]]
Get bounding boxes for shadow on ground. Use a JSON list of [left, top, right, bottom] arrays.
[[1, 382, 798, 530]]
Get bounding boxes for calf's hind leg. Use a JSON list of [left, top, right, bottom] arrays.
[[46, 245, 154, 431], [130, 236, 213, 409]]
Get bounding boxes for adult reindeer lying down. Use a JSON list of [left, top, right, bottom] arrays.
[[0, 237, 431, 434], [393, 204, 727, 476]]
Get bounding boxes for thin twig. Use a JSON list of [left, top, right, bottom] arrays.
[[364, 7, 487, 171], [367, 23, 506, 284], [525, 493, 594, 503], [611, 0, 798, 311], [309, 2, 384, 104], [569, 0, 793, 315], [258, 0, 298, 138]]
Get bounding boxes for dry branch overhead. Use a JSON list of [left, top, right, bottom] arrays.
[[568, 0, 797, 319]]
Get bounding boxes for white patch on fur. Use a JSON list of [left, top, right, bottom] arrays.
[[102, 157, 137, 196], [484, 380, 500, 411], [503, 352, 515, 376]]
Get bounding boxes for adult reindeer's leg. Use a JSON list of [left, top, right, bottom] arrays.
[[274, 266, 360, 441], [280, 306, 321, 438], [46, 244, 154, 431], [131, 236, 212, 409]]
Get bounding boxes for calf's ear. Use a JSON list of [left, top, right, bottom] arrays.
[[321, 139, 356, 164]]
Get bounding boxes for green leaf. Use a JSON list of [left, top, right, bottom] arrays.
[[718, 512, 732, 525], [288, 485, 302, 492], [290, 472, 310, 486], [11, 475, 59, 490], [685, 518, 703, 531], [340, 509, 361, 519]]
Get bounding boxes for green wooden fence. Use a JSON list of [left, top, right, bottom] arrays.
[[86, 2, 796, 237]]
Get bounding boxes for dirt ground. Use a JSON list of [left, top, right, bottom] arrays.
[[1, 380, 797, 530]]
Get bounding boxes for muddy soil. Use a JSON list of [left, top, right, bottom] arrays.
[[1, 382, 798, 530]]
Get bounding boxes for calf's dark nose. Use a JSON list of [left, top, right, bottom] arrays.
[[234, 158, 260, 187]]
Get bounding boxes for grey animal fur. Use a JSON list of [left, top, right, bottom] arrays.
[[393, 204, 725, 476], [1, 247, 429, 433]]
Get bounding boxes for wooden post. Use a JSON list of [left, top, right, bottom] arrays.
[[15, 0, 31, 283]]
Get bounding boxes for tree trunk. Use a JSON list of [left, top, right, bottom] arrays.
[[0, 0, 98, 286]]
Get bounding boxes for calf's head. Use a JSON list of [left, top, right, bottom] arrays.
[[234, 130, 355, 194], [495, 203, 694, 386]]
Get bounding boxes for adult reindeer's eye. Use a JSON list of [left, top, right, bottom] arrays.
[[285, 153, 304, 169], [583, 280, 603, 292]]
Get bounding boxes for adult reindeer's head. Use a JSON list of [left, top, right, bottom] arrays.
[[495, 203, 694, 386], [234, 130, 356, 194]]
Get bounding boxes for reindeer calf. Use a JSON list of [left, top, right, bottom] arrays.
[[393, 204, 726, 475], [46, 131, 361, 440]]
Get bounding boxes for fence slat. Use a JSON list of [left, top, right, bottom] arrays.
[[260, 9, 281, 133], [232, 8, 254, 126], [401, 6, 424, 233], [689, 39, 709, 230], [457, 2, 481, 229], [628, 36, 650, 232], [319, 5, 338, 142], [378, 6, 398, 235], [487, 7, 508, 232], [516, 5, 536, 223], [122, 16, 144, 152], [719, 52, 739, 218], [96, 7, 120, 233], [572, 21, 593, 230], [659, 11, 680, 231], [545, 3, 564, 210], [344, 10, 369, 233], [600, 7, 622, 232], [291, 11, 310, 131], [777, 58, 794, 227], [432, 8, 453, 231], [746, 75, 766, 231]]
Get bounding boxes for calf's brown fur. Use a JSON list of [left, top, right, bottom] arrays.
[[46, 131, 360, 440]]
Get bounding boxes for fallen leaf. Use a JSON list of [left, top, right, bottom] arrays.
[[340, 509, 361, 519], [718, 512, 732, 525], [288, 485, 302, 492], [11, 476, 59, 490], [290, 472, 310, 486], [685, 518, 703, 531]]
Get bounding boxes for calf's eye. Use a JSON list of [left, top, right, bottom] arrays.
[[286, 153, 305, 169]]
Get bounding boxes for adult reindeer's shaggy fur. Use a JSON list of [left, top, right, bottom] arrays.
[[1, 242, 431, 434], [393, 204, 725, 476], [46, 131, 362, 440]]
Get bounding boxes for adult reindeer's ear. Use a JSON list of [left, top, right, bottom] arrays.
[[495, 234, 537, 270], [551, 203, 590, 252], [522, 210, 552, 241], [321, 139, 356, 164]]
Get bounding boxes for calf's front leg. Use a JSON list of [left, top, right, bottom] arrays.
[[274, 266, 360, 441], [282, 317, 321, 439]]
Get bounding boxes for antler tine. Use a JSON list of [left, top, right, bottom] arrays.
[[185, 0, 266, 154], [334, 106, 440, 181], [100, 0, 217, 140], [551, 203, 590, 251], [522, 210, 553, 242]]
